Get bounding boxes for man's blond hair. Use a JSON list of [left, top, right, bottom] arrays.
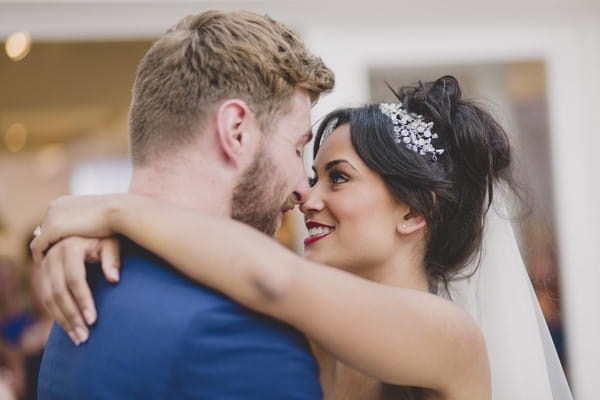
[[129, 9, 335, 165]]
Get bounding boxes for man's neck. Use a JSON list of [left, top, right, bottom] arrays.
[[128, 161, 233, 217]]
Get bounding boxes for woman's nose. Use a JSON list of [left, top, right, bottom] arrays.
[[299, 183, 324, 215]]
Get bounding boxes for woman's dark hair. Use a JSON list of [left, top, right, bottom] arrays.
[[313, 75, 515, 290]]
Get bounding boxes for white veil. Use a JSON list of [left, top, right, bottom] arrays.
[[447, 186, 572, 399]]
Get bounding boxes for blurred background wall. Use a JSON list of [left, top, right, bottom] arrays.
[[0, 1, 598, 398]]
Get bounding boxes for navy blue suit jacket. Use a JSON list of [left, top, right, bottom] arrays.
[[38, 242, 322, 399]]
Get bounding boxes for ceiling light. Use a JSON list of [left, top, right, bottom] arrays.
[[5, 31, 31, 61]]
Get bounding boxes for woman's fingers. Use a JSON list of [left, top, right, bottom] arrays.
[[30, 194, 122, 259], [30, 223, 55, 265], [38, 237, 114, 345], [42, 242, 89, 345], [100, 238, 121, 284], [63, 239, 98, 328], [40, 259, 71, 339]]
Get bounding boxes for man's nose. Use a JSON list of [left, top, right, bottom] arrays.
[[292, 176, 311, 205]]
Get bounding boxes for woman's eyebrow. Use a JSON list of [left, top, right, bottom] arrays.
[[312, 159, 358, 173], [324, 159, 357, 171]]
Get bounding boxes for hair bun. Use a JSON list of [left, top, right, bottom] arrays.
[[395, 75, 460, 133], [397, 75, 511, 185], [389, 76, 515, 283]]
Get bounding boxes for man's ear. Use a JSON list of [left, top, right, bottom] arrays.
[[215, 99, 257, 167], [397, 209, 427, 235]]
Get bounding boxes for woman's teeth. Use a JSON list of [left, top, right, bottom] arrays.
[[308, 226, 334, 237]]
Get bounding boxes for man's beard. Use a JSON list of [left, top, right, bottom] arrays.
[[231, 147, 286, 237]]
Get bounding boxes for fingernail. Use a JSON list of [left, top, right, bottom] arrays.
[[68, 330, 81, 346], [83, 309, 97, 325], [109, 268, 120, 283], [76, 327, 89, 344]]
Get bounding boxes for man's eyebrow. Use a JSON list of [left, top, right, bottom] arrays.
[[301, 130, 314, 145]]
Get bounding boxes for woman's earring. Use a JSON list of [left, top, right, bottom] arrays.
[[401, 224, 408, 230]]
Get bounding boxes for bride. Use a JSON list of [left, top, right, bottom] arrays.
[[31, 76, 571, 399]]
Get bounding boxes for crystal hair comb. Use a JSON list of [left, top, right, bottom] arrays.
[[379, 103, 445, 160]]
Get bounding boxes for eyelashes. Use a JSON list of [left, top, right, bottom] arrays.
[[329, 170, 348, 185], [308, 170, 349, 188]]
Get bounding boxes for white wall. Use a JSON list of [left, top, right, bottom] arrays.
[[2, 1, 599, 397]]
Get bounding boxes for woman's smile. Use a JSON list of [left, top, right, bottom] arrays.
[[304, 220, 335, 245]]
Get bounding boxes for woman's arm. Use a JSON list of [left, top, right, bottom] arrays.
[[32, 194, 489, 393]]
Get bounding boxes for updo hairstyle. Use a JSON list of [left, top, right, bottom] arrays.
[[313, 75, 515, 289]]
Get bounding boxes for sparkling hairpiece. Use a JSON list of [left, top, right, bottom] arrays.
[[319, 117, 339, 147], [379, 103, 444, 160]]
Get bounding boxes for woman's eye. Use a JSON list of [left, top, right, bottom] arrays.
[[329, 171, 348, 185]]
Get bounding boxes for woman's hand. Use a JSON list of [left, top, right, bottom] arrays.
[[29, 194, 130, 345], [38, 236, 121, 345], [30, 194, 126, 263]]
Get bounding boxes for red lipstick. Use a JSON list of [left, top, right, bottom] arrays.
[[304, 221, 335, 245]]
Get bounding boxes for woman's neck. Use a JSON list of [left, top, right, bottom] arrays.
[[357, 251, 429, 292]]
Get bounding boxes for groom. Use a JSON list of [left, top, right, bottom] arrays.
[[37, 10, 334, 399]]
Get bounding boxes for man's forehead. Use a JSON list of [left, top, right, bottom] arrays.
[[270, 125, 311, 145]]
